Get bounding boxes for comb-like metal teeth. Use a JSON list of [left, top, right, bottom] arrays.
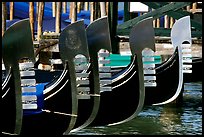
[[144, 76, 157, 87], [99, 66, 111, 72], [99, 73, 112, 78], [98, 59, 110, 64], [77, 94, 91, 99], [98, 52, 110, 57], [182, 58, 192, 63], [144, 82, 157, 87], [183, 64, 192, 73], [19, 62, 34, 70], [143, 57, 154, 62], [182, 48, 191, 53], [182, 54, 192, 58], [77, 87, 90, 92], [21, 79, 36, 86], [142, 49, 157, 87], [100, 79, 112, 85], [22, 95, 37, 109], [77, 79, 90, 85], [100, 86, 112, 92], [76, 73, 89, 78], [75, 65, 89, 71], [20, 71, 35, 77], [22, 86, 36, 93]]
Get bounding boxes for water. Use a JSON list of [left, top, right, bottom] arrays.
[[70, 82, 202, 135]]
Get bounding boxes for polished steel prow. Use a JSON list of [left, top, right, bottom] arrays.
[[109, 17, 155, 126], [154, 16, 192, 105], [58, 20, 89, 135], [2, 19, 35, 135], [70, 16, 112, 133]]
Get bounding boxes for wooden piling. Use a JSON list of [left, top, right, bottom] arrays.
[[52, 2, 56, 17], [100, 2, 106, 17], [37, 2, 44, 41], [56, 2, 62, 33], [62, 2, 67, 13], [29, 2, 35, 41], [2, 2, 7, 36], [164, 15, 169, 28], [84, 2, 89, 11], [71, 2, 77, 23], [90, 2, 95, 23], [10, 2, 14, 20]]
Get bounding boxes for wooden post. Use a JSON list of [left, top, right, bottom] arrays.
[[156, 18, 160, 28], [192, 2, 197, 10], [69, 2, 73, 19], [186, 5, 190, 11], [90, 2, 95, 23], [77, 2, 81, 13], [52, 2, 56, 17], [37, 2, 44, 41], [84, 2, 89, 11], [56, 2, 62, 33], [106, 2, 109, 16], [109, 2, 119, 54], [10, 2, 14, 20], [29, 2, 35, 41], [96, 2, 100, 19], [71, 2, 77, 23], [170, 17, 174, 28], [164, 15, 169, 28], [62, 2, 67, 13], [2, 2, 7, 36], [100, 2, 106, 17]]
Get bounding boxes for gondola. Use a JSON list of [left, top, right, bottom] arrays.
[[2, 17, 154, 134], [102, 16, 192, 106], [2, 18, 100, 135], [1, 15, 191, 133]]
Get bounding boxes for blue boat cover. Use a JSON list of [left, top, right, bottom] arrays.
[[23, 83, 47, 115]]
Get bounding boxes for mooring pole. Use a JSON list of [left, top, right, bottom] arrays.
[[37, 2, 44, 41], [10, 2, 14, 20], [29, 2, 35, 41], [2, 2, 7, 36], [71, 2, 77, 23], [56, 2, 62, 33]]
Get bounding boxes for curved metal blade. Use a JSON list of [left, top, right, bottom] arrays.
[[115, 17, 155, 125], [59, 20, 89, 134], [171, 16, 192, 49], [59, 20, 89, 64], [70, 16, 112, 133], [2, 18, 35, 72], [129, 17, 155, 55], [86, 16, 112, 53], [2, 18, 35, 135], [154, 16, 192, 105]]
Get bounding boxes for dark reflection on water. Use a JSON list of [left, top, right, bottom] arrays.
[[70, 82, 202, 135]]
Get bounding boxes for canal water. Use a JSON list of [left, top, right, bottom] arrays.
[[70, 82, 202, 135]]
